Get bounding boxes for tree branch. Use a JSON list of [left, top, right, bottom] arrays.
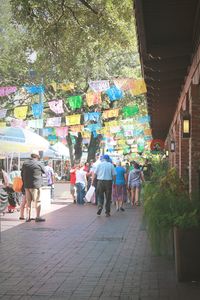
[[77, 0, 98, 15]]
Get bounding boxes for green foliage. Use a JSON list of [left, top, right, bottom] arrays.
[[143, 163, 200, 255], [0, 0, 30, 85], [10, 0, 138, 84]]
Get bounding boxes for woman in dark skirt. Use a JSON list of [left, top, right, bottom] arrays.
[[112, 161, 127, 211]]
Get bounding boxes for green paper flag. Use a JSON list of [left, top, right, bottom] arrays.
[[67, 95, 83, 109], [122, 105, 139, 117]]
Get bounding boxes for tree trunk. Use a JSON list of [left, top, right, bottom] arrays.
[[66, 133, 74, 166], [74, 132, 83, 162], [87, 133, 102, 162]]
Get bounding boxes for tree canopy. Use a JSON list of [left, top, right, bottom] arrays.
[[8, 0, 139, 85]]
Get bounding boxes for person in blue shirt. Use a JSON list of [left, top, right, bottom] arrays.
[[92, 154, 116, 217], [112, 161, 127, 211]]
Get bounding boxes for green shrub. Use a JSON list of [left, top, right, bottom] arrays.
[[143, 162, 200, 255]]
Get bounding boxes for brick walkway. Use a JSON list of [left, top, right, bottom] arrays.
[[0, 201, 200, 299]]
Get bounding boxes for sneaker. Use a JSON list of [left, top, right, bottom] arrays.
[[105, 212, 110, 217], [97, 208, 102, 216], [35, 217, 46, 222], [120, 207, 125, 212]]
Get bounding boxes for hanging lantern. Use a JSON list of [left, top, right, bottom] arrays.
[[182, 112, 190, 138], [170, 141, 175, 152]]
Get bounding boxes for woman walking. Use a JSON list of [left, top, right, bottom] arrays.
[[128, 161, 144, 206], [112, 161, 127, 211]]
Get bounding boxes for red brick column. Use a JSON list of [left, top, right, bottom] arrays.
[[189, 84, 200, 195]]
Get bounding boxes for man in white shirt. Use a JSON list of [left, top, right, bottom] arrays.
[[75, 164, 87, 205]]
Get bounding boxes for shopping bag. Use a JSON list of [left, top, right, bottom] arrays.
[[85, 185, 95, 202]]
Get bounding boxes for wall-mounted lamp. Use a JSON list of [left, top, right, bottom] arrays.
[[165, 150, 169, 157], [170, 141, 175, 152], [182, 112, 190, 138]]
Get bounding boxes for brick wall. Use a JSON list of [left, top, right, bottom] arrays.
[[189, 84, 200, 194]]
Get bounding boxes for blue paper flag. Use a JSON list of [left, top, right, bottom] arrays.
[[84, 112, 101, 122], [138, 115, 151, 124], [32, 103, 43, 118], [106, 85, 123, 101], [24, 85, 45, 94]]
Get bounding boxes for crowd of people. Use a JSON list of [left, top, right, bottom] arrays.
[[1, 151, 153, 220], [69, 154, 153, 217]]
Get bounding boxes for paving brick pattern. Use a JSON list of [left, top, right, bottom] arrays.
[[0, 202, 200, 299]]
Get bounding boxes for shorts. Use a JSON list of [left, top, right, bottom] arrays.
[[130, 182, 141, 189], [25, 188, 41, 208]]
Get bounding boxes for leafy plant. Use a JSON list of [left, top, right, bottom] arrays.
[[143, 162, 200, 255]]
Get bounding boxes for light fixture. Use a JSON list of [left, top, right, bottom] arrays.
[[165, 150, 169, 157], [170, 141, 175, 152], [182, 112, 190, 138]]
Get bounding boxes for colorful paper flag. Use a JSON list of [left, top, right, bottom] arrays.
[[46, 117, 61, 127], [106, 85, 123, 101], [122, 105, 139, 117], [89, 80, 110, 92], [130, 79, 147, 96], [102, 108, 119, 119], [67, 95, 83, 110], [0, 86, 17, 97], [86, 92, 101, 107], [14, 106, 28, 119], [32, 103, 43, 118], [48, 100, 64, 114], [0, 109, 7, 119], [65, 114, 81, 126]]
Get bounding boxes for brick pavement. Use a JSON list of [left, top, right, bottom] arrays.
[[0, 201, 200, 299]]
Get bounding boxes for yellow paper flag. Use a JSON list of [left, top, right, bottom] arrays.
[[14, 106, 28, 119], [86, 92, 102, 107], [65, 114, 81, 126], [69, 125, 84, 133], [130, 79, 147, 96], [0, 122, 6, 127], [102, 109, 119, 119]]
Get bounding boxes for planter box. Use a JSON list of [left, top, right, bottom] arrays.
[[174, 227, 200, 282]]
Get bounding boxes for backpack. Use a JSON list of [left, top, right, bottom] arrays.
[[12, 177, 23, 192]]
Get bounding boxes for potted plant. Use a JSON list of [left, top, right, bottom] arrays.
[[143, 163, 200, 282]]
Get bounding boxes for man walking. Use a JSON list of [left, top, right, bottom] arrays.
[[92, 154, 116, 217], [21, 150, 46, 222]]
